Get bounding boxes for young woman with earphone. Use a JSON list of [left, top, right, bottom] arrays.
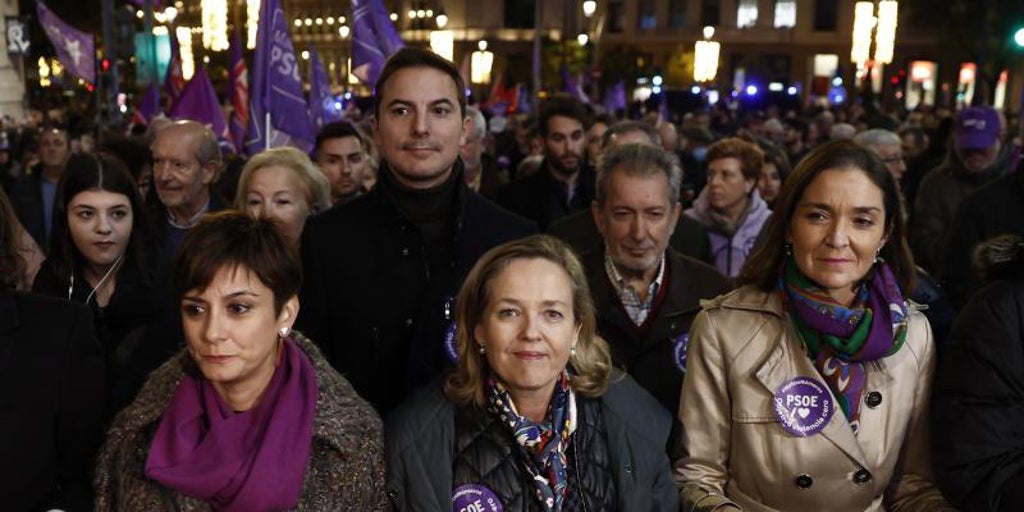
[[32, 151, 180, 413]]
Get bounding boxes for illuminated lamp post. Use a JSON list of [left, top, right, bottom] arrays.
[[693, 26, 720, 84], [851, 1, 898, 101]]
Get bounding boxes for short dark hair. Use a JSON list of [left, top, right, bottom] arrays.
[[314, 120, 366, 155], [174, 211, 301, 315], [738, 140, 916, 293], [50, 152, 154, 285], [538, 95, 592, 137], [707, 137, 764, 181], [373, 47, 467, 119]]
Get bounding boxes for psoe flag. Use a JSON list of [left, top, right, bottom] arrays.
[[36, 0, 96, 84], [245, 0, 314, 155], [351, 0, 404, 86], [169, 66, 232, 152]]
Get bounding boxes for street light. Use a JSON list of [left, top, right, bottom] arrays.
[[851, 1, 898, 70], [577, 33, 589, 46], [471, 40, 494, 84], [582, 0, 597, 18], [694, 26, 720, 83]]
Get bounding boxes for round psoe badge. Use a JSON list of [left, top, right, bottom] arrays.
[[453, 484, 503, 512], [444, 321, 458, 362], [772, 376, 834, 437], [673, 332, 690, 374]]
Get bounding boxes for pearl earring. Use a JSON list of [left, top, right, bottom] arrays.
[[478, 344, 486, 355], [278, 326, 290, 338]]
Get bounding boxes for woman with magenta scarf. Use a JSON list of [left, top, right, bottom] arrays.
[[94, 212, 388, 511], [675, 141, 953, 512]]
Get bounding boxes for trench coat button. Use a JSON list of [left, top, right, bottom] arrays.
[[853, 468, 872, 485], [865, 391, 882, 408], [794, 474, 813, 489], [400, 248, 410, 256], [625, 464, 634, 474]]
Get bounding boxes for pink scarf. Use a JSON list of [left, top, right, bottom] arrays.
[[144, 338, 318, 511]]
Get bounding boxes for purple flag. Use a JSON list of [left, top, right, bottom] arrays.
[[516, 83, 531, 114], [560, 66, 589, 104], [168, 65, 232, 151], [657, 91, 669, 122], [308, 48, 341, 131], [132, 82, 161, 125], [602, 81, 627, 116], [245, 0, 314, 155], [36, 1, 95, 84], [351, 0, 404, 86]]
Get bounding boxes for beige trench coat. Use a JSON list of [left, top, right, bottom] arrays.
[[675, 286, 955, 512]]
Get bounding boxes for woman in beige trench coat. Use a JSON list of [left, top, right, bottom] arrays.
[[675, 140, 954, 512]]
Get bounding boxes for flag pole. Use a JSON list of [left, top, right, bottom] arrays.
[[264, 113, 270, 151]]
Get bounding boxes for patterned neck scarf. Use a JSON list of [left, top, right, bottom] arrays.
[[778, 256, 908, 434], [486, 371, 577, 511]]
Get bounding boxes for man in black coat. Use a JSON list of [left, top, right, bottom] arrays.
[[297, 48, 535, 415], [0, 288, 106, 510], [940, 165, 1024, 309], [495, 95, 595, 230], [584, 143, 732, 417], [10, 127, 70, 251]]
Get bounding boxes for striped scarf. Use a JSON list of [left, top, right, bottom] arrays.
[[486, 371, 576, 511], [779, 257, 908, 434]]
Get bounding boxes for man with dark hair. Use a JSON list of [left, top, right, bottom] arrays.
[[495, 95, 595, 230], [298, 47, 535, 414], [585, 143, 730, 418], [10, 127, 70, 250], [314, 121, 372, 205]]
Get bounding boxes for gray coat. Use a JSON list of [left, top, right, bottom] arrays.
[[94, 332, 388, 511]]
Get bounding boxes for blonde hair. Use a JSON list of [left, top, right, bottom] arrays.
[[234, 147, 331, 214], [444, 235, 612, 408]]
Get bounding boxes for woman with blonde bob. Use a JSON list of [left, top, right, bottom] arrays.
[[387, 234, 677, 511], [234, 147, 330, 248]]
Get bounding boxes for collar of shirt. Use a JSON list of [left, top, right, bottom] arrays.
[[603, 249, 666, 326]]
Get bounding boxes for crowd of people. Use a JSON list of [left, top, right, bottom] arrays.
[[1, 45, 1023, 511]]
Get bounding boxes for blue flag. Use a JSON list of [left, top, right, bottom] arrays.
[[245, 0, 314, 155], [308, 48, 341, 131], [36, 1, 95, 84], [168, 65, 232, 151], [351, 0, 404, 86]]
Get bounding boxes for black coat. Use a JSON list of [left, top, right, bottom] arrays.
[[32, 258, 182, 413], [548, 209, 714, 264], [933, 269, 1024, 511], [297, 164, 536, 415], [0, 289, 106, 511], [940, 168, 1024, 309], [495, 162, 596, 231], [583, 247, 731, 415], [9, 168, 48, 251], [386, 375, 679, 511]]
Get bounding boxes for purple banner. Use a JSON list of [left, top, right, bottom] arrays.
[[308, 48, 341, 131], [351, 0, 404, 86], [36, 1, 95, 84], [168, 65, 232, 151], [245, 0, 314, 155]]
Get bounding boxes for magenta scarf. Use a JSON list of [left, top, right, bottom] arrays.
[[144, 337, 318, 511]]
